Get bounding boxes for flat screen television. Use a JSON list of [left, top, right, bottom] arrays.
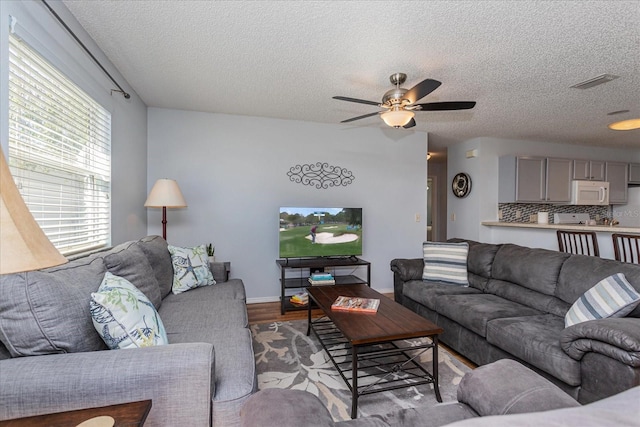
[[279, 207, 362, 258]]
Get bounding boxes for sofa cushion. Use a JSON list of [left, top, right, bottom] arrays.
[[486, 314, 581, 386], [447, 386, 640, 427], [485, 279, 570, 318], [137, 235, 174, 298], [403, 280, 482, 311], [91, 272, 168, 349], [557, 255, 640, 318], [491, 244, 569, 296], [160, 282, 248, 330], [565, 273, 640, 327], [240, 389, 335, 427], [0, 257, 107, 357], [456, 359, 580, 417], [449, 239, 501, 291], [437, 294, 541, 337], [422, 241, 469, 286], [104, 243, 162, 309], [168, 244, 215, 294]]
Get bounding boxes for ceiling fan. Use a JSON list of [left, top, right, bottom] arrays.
[[333, 73, 476, 129]]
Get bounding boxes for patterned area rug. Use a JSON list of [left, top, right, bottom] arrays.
[[251, 319, 472, 421]]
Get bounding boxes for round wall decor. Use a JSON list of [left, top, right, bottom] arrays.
[[452, 172, 472, 198]]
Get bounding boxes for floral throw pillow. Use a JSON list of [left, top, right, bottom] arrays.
[[90, 272, 168, 349], [168, 244, 216, 294]]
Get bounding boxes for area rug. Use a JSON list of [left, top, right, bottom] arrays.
[[251, 319, 472, 421]]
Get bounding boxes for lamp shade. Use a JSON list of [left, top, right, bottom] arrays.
[[0, 149, 67, 274], [144, 179, 187, 208], [381, 109, 415, 128]]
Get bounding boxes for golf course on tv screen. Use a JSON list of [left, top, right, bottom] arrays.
[[279, 207, 362, 258]]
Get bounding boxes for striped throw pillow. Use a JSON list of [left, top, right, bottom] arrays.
[[565, 273, 640, 328], [422, 241, 469, 286]]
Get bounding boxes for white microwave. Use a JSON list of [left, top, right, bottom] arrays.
[[571, 180, 609, 205]]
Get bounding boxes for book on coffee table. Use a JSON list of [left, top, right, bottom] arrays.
[[331, 296, 380, 313]]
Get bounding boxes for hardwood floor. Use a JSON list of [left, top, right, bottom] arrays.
[[246, 297, 477, 370]]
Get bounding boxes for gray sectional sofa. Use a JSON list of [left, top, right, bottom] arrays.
[[240, 359, 640, 427], [390, 239, 640, 404], [0, 235, 257, 426]]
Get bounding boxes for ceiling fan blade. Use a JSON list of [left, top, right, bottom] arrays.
[[333, 96, 380, 106], [415, 101, 476, 111], [340, 111, 380, 123], [404, 79, 442, 104], [403, 118, 416, 129]]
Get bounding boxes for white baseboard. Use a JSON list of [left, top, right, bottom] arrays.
[[246, 287, 394, 305]]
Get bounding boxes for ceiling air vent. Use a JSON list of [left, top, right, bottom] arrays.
[[570, 74, 619, 89]]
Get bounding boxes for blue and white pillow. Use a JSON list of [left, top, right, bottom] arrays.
[[422, 241, 469, 286], [168, 244, 216, 294], [565, 273, 640, 327], [90, 272, 168, 349]]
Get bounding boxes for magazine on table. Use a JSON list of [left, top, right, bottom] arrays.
[[331, 296, 380, 313]]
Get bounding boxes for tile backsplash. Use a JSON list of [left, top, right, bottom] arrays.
[[498, 203, 612, 224]]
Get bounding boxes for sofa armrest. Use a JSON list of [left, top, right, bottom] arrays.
[[390, 258, 423, 282], [390, 258, 423, 303], [560, 317, 640, 367], [0, 343, 214, 425], [210, 261, 230, 282], [457, 359, 580, 417]]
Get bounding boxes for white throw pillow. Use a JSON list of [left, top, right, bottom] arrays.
[[168, 244, 216, 294], [422, 241, 469, 286], [90, 272, 168, 349], [565, 273, 640, 327]]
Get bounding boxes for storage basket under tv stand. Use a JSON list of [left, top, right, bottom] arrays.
[[276, 257, 371, 314]]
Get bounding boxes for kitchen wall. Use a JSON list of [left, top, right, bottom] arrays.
[[147, 108, 428, 301], [447, 137, 640, 242], [0, 1, 148, 244], [613, 187, 640, 227]]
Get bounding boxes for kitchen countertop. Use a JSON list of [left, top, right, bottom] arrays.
[[481, 221, 640, 234]]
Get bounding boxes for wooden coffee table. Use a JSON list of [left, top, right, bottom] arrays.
[[307, 284, 443, 419], [0, 400, 151, 427]]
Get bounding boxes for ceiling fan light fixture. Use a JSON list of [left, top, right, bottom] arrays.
[[381, 109, 415, 128], [608, 118, 640, 131]]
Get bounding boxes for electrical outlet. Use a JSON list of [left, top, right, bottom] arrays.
[[515, 210, 522, 219], [415, 214, 421, 222], [451, 213, 456, 221]]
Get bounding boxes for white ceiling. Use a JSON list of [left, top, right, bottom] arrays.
[[62, 0, 640, 153]]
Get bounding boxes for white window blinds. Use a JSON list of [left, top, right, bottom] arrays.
[[8, 34, 112, 256]]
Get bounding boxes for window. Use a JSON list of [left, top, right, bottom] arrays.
[[8, 34, 111, 256]]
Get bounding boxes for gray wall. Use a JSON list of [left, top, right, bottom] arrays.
[[447, 137, 640, 243], [147, 108, 428, 301], [0, 0, 148, 245]]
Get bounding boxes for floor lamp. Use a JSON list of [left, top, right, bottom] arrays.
[[144, 179, 187, 240], [1, 149, 67, 275]]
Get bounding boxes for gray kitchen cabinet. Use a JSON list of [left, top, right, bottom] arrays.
[[606, 161, 628, 204], [629, 163, 640, 184], [573, 159, 606, 181], [499, 156, 572, 203], [546, 158, 573, 202]]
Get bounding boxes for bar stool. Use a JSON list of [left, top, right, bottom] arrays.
[[612, 233, 640, 263], [556, 230, 600, 256]]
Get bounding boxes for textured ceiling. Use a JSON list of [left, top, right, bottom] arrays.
[[62, 0, 640, 152]]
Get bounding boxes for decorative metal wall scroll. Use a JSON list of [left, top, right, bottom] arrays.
[[452, 172, 472, 198], [287, 162, 355, 189]]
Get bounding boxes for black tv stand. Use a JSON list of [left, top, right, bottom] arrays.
[[276, 257, 371, 314]]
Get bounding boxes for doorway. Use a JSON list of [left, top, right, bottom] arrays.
[[427, 177, 437, 241]]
